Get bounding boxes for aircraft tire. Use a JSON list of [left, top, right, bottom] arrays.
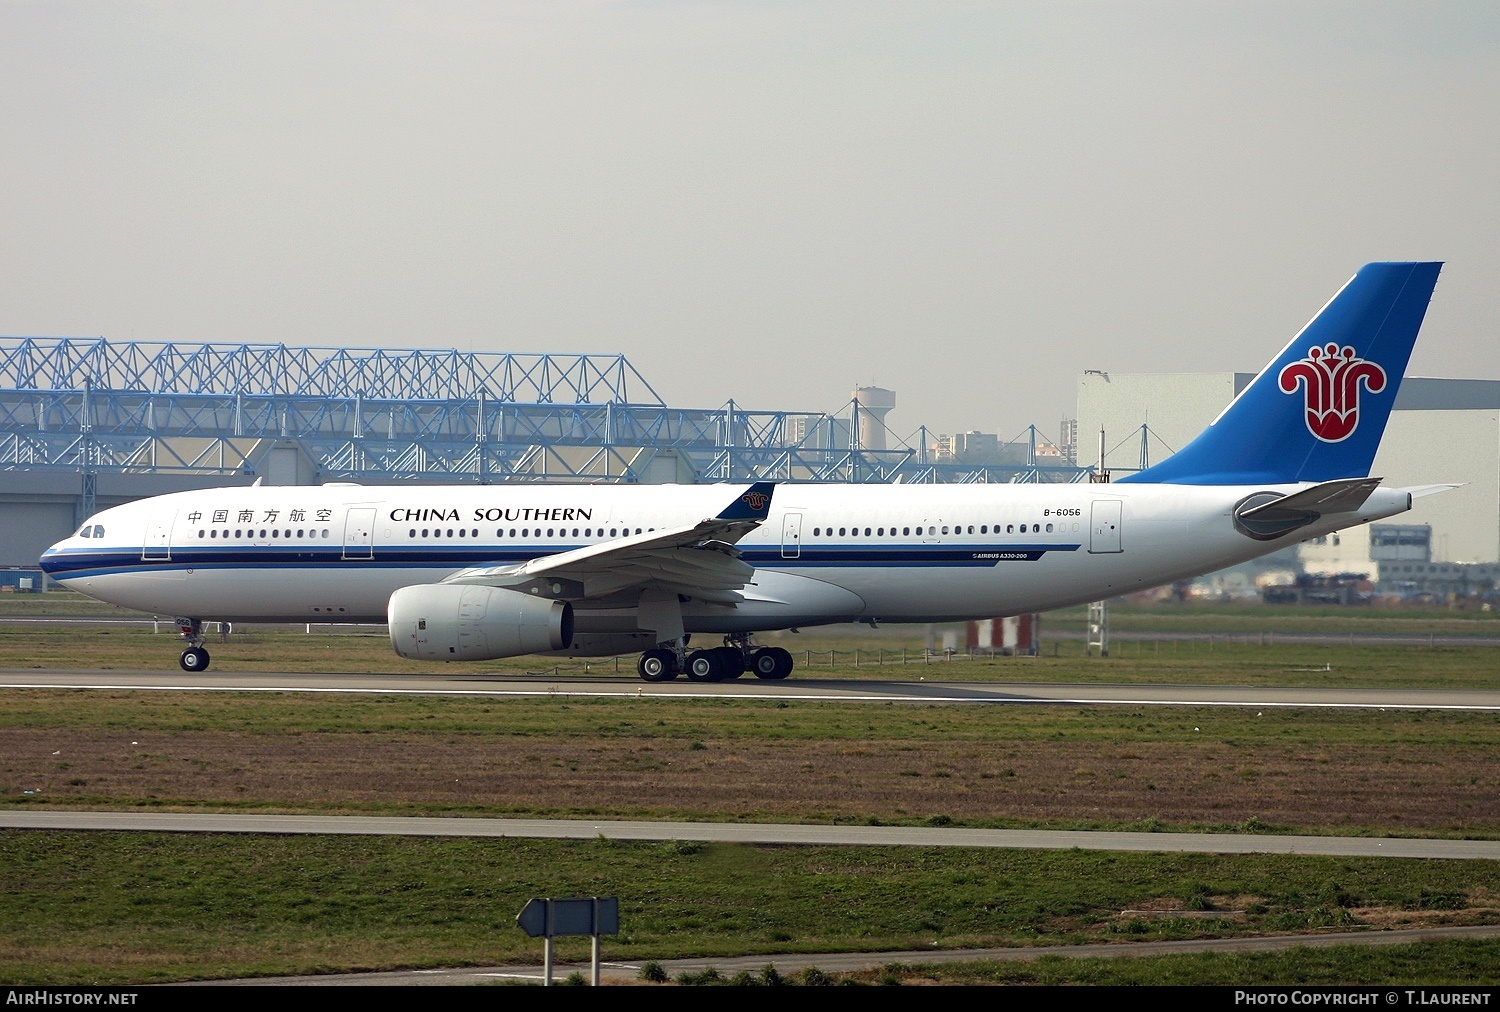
[[637, 649, 678, 682], [715, 646, 746, 679], [685, 649, 725, 682], [179, 647, 210, 673], [751, 646, 793, 680]]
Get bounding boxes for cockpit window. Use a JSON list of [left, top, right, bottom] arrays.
[[93, 525, 105, 538], [78, 527, 91, 538]]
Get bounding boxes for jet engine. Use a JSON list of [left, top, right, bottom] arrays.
[[388, 584, 573, 661]]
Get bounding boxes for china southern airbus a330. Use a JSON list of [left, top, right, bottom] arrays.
[[41, 262, 1449, 682]]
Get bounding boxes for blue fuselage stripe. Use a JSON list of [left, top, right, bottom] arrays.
[[40, 543, 1082, 580]]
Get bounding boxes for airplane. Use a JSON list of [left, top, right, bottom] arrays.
[[40, 262, 1450, 681]]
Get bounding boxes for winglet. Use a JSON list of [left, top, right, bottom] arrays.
[[716, 481, 776, 521]]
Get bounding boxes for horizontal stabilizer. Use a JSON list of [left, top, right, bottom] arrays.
[[1233, 477, 1387, 540], [1238, 477, 1383, 522], [1401, 483, 1463, 500]]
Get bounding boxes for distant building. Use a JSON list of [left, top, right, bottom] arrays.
[[1059, 417, 1078, 466]]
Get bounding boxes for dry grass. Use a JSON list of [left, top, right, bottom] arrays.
[[4, 691, 1497, 836]]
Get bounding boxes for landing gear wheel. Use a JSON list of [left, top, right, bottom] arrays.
[[685, 649, 725, 682], [179, 647, 210, 672], [714, 646, 746, 679], [750, 646, 793, 680], [637, 648, 679, 682]]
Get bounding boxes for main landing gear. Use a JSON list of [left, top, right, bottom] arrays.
[[176, 618, 211, 672], [636, 637, 794, 683]]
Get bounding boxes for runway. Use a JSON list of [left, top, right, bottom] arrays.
[[4, 667, 1500, 710], [6, 810, 1498, 860]]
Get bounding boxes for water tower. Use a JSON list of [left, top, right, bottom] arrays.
[[852, 386, 896, 451]]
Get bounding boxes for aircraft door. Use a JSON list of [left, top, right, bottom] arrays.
[[342, 508, 377, 560], [143, 511, 176, 561], [1089, 500, 1123, 554], [781, 512, 802, 559]]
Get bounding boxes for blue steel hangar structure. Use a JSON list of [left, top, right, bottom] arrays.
[[1, 337, 1086, 486], [0, 338, 1088, 573]]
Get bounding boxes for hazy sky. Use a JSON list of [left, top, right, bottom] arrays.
[[3, 2, 1497, 444]]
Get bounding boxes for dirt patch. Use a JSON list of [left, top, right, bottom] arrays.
[[5, 728, 1497, 832]]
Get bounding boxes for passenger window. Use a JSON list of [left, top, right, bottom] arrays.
[[941, 526, 949, 534], [877, 527, 884, 536], [903, 527, 910, 536], [1007, 524, 1014, 533], [1046, 523, 1054, 533]]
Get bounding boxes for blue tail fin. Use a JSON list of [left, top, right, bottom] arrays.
[[1120, 262, 1441, 486]]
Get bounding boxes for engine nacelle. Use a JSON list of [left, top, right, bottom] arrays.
[[388, 584, 573, 661]]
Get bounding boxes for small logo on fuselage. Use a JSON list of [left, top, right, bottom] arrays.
[[1277, 343, 1386, 443]]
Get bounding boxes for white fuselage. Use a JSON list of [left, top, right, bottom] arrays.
[[41, 480, 1410, 643]]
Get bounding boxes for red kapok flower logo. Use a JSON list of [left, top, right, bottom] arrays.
[[1278, 343, 1387, 443], [741, 492, 769, 510]]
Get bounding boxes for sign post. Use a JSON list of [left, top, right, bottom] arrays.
[[516, 896, 620, 986]]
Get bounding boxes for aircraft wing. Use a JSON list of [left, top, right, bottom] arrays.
[[441, 482, 776, 603]]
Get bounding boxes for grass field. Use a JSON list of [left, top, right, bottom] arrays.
[[1, 598, 1496, 984], [3, 690, 1497, 836], [852, 940, 1500, 986], [3, 617, 1499, 689], [2, 831, 1497, 985]]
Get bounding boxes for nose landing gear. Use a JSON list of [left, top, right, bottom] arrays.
[[176, 618, 211, 672]]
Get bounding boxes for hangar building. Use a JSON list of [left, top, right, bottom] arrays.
[[1, 338, 1086, 576]]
